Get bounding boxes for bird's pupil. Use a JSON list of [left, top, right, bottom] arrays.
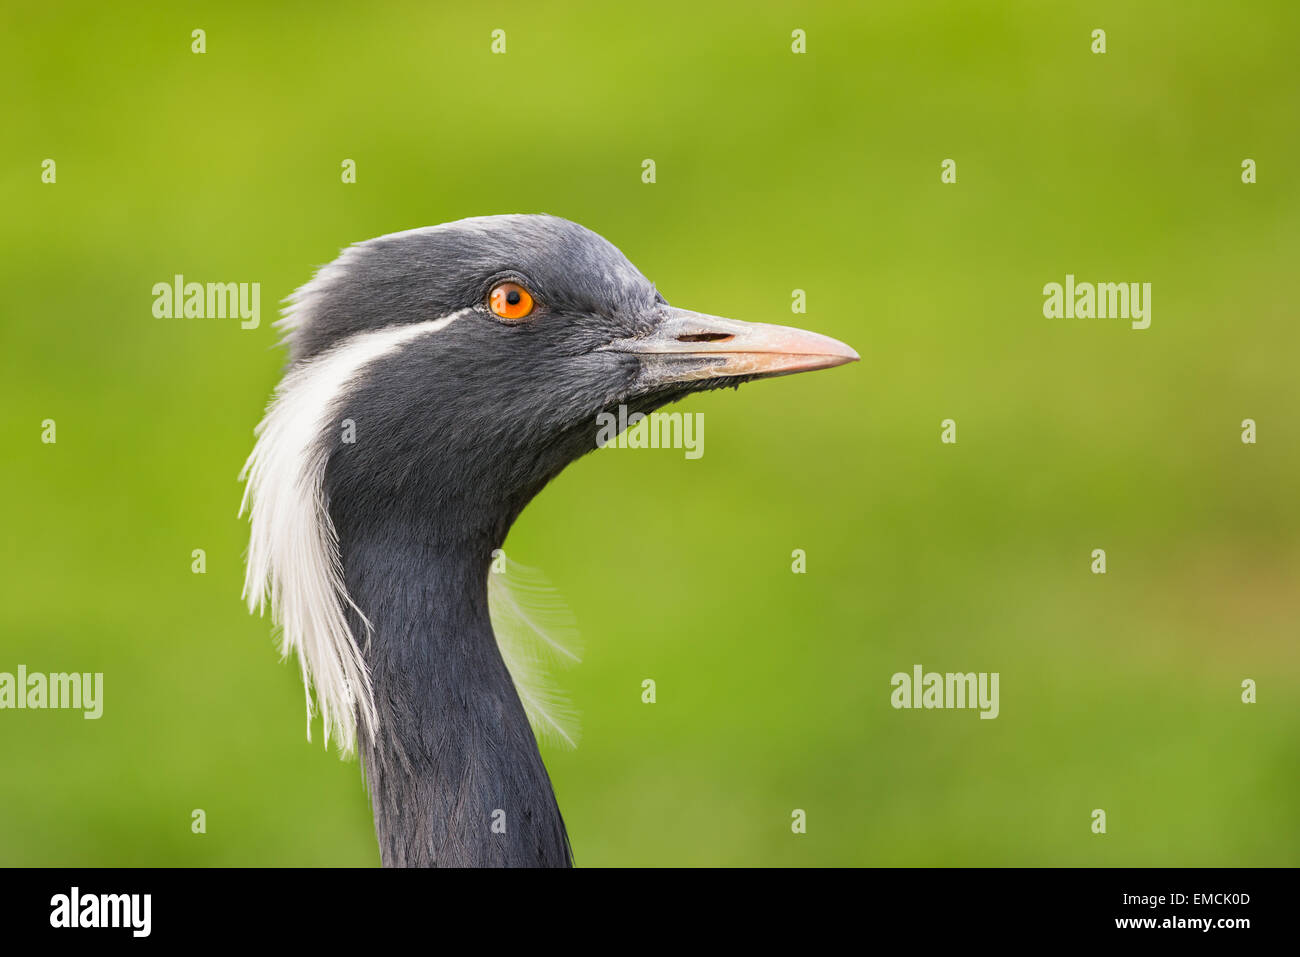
[[506, 290, 521, 305]]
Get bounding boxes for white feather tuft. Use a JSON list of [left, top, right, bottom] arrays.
[[243, 232, 586, 758], [239, 302, 469, 756], [488, 558, 583, 749]]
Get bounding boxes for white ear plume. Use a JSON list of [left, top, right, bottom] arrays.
[[239, 300, 468, 756], [242, 239, 582, 759]]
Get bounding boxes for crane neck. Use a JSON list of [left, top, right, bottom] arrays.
[[337, 515, 572, 867]]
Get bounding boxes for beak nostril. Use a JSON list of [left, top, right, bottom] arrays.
[[676, 332, 734, 343]]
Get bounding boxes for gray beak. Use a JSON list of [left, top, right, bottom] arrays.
[[602, 307, 859, 386]]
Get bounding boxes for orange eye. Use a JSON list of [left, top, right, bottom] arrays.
[[488, 282, 535, 321]]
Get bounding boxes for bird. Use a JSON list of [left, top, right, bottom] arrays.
[[239, 214, 858, 867]]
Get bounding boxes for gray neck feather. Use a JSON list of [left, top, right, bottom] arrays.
[[344, 521, 572, 867]]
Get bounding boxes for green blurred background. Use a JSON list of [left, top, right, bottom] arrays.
[[3, 1, 1297, 866]]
